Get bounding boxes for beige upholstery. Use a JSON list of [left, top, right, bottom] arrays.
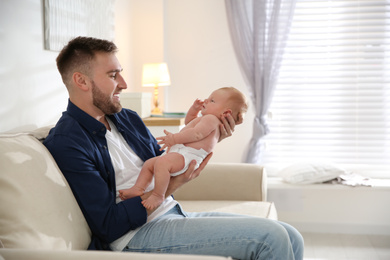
[[0, 133, 91, 250], [178, 201, 277, 220], [174, 162, 276, 219], [0, 127, 276, 260], [174, 162, 267, 201]]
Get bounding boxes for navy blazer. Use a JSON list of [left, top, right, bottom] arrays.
[[44, 100, 163, 250]]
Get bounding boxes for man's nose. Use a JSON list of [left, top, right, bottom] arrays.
[[118, 74, 127, 89]]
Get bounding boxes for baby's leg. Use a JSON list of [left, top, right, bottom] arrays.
[[119, 185, 145, 201], [119, 157, 158, 200], [142, 153, 185, 210]]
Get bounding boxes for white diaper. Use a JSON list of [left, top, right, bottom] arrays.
[[163, 144, 209, 177]]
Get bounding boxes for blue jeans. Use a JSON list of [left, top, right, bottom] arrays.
[[124, 204, 304, 259]]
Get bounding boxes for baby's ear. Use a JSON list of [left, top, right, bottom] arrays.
[[223, 109, 232, 116]]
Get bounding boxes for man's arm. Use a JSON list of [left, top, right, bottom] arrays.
[[45, 134, 147, 244]]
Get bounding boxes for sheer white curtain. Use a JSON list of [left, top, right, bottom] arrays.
[[225, 0, 296, 163]]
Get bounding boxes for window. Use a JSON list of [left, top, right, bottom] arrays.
[[263, 0, 390, 174]]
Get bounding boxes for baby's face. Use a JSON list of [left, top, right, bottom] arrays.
[[201, 89, 230, 117]]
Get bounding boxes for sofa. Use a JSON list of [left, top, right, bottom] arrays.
[[0, 126, 277, 260]]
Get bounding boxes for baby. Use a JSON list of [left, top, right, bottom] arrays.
[[119, 87, 248, 209]]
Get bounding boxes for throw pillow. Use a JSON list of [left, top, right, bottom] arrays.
[[279, 163, 346, 184]]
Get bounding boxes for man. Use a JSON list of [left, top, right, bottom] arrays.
[[44, 36, 303, 259]]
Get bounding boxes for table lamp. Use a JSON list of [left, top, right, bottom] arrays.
[[142, 63, 171, 115]]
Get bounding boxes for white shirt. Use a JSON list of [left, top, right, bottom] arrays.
[[105, 119, 177, 251]]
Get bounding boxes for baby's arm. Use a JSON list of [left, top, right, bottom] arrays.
[[185, 99, 204, 125], [157, 115, 220, 151]]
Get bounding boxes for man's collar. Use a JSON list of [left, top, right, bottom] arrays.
[[66, 99, 108, 135]]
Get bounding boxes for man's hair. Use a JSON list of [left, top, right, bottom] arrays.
[[56, 36, 118, 87], [220, 87, 248, 123]]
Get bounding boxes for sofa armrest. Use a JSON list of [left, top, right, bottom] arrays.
[[173, 163, 267, 201]]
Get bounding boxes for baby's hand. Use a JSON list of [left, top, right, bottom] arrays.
[[191, 99, 204, 111], [156, 130, 176, 152]]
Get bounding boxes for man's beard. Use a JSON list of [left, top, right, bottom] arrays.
[[91, 80, 122, 115]]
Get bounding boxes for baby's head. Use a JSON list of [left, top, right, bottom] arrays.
[[220, 87, 248, 124], [203, 87, 248, 124]]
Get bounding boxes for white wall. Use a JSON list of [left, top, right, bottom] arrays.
[[115, 0, 165, 93], [0, 0, 68, 133]]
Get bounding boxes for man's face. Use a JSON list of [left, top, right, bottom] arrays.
[[90, 52, 127, 115]]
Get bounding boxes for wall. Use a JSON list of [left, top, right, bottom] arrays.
[[115, 0, 165, 93], [113, 0, 134, 91], [0, 0, 68, 133]]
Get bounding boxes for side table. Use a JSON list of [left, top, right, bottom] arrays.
[[142, 117, 185, 138]]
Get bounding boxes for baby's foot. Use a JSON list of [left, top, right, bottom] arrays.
[[119, 186, 145, 200], [141, 192, 164, 210]]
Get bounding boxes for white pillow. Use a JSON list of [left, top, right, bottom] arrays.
[[279, 163, 346, 184], [0, 133, 91, 249]]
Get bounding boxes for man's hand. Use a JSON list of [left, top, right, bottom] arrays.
[[218, 112, 243, 142]]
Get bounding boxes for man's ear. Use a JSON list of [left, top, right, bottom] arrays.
[[72, 72, 89, 91]]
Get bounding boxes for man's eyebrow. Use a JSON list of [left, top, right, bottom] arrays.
[[107, 68, 123, 73]]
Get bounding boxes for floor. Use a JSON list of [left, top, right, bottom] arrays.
[[302, 233, 390, 260]]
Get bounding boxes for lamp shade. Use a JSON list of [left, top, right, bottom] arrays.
[[142, 63, 171, 87]]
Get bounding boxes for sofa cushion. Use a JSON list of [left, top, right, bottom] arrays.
[[0, 133, 91, 249], [178, 200, 278, 220]]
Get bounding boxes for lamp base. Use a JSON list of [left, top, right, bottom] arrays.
[[151, 106, 163, 115]]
